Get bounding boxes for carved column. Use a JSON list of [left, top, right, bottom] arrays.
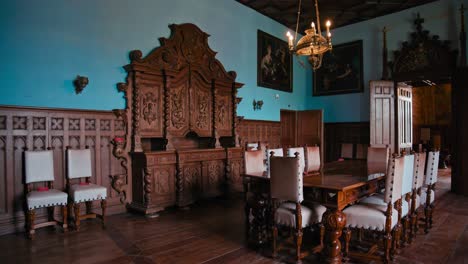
[[143, 167, 152, 206], [212, 80, 221, 148], [163, 73, 174, 150]]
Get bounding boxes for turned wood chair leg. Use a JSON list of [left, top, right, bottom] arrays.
[[410, 213, 417, 243], [272, 225, 278, 258], [357, 228, 363, 242], [424, 205, 430, 234], [295, 227, 303, 263], [403, 216, 411, 246], [62, 205, 68, 232], [74, 203, 81, 231], [391, 225, 400, 259], [343, 228, 351, 259], [383, 232, 392, 264], [319, 223, 325, 249], [27, 209, 36, 240], [429, 204, 434, 229], [101, 199, 107, 228]]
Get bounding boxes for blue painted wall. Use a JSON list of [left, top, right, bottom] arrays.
[[0, 0, 311, 121], [307, 0, 468, 122], [1, 0, 466, 122]]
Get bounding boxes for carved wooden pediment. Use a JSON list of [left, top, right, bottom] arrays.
[[390, 14, 457, 82], [126, 23, 236, 82]]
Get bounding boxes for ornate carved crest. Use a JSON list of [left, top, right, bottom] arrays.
[[390, 14, 457, 82]]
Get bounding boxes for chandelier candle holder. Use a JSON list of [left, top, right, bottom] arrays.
[[286, 0, 333, 70]]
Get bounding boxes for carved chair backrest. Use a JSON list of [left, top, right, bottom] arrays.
[[246, 142, 259, 151], [287, 147, 306, 173], [355, 143, 368, 159], [25, 150, 55, 184], [244, 150, 265, 176], [270, 155, 303, 203], [401, 154, 415, 197], [425, 151, 440, 185], [384, 155, 405, 204], [367, 146, 390, 175], [305, 146, 321, 173], [413, 152, 427, 190], [66, 148, 93, 181], [341, 143, 353, 159], [266, 147, 284, 177]]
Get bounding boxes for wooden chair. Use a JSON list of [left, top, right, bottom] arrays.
[[343, 154, 405, 263], [265, 147, 284, 178], [244, 149, 266, 177], [410, 151, 427, 241], [419, 150, 439, 233], [367, 146, 390, 176], [305, 145, 321, 175], [286, 147, 306, 175], [270, 153, 327, 263], [24, 150, 68, 239], [66, 148, 107, 230], [340, 143, 353, 159], [355, 143, 369, 159]]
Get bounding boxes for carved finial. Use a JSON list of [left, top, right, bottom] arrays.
[[414, 13, 424, 33]]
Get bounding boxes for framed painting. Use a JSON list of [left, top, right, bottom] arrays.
[[313, 40, 364, 96], [257, 30, 292, 92]]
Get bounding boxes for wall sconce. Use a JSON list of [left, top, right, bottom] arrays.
[[253, 99, 263, 111], [73, 75, 89, 94]]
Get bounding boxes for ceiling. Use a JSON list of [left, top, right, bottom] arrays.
[[235, 0, 438, 32]]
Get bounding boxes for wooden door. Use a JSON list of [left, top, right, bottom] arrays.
[[370, 80, 395, 153], [396, 83, 413, 153], [452, 68, 468, 195], [280, 110, 296, 147], [297, 110, 324, 159]]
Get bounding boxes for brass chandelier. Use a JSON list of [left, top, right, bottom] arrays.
[[286, 0, 332, 70]]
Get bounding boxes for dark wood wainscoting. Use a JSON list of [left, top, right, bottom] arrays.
[[238, 119, 281, 148], [0, 106, 127, 235], [324, 122, 370, 162]]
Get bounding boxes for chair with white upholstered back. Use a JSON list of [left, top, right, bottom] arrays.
[[287, 147, 306, 175], [24, 150, 68, 239], [419, 150, 439, 233], [66, 148, 107, 230], [270, 153, 327, 262], [343, 154, 405, 263], [410, 151, 427, 240], [265, 147, 284, 177], [341, 143, 353, 159], [367, 146, 390, 176], [244, 149, 265, 177], [305, 146, 321, 175]]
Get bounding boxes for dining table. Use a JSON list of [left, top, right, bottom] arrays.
[[242, 159, 386, 264]]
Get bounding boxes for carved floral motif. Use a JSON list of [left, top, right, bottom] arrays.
[[142, 92, 158, 124], [171, 90, 185, 129], [196, 94, 209, 128]]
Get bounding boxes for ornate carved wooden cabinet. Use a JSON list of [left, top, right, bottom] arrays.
[[119, 24, 244, 214]]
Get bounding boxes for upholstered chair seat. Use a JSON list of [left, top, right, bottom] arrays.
[[359, 194, 410, 218], [275, 202, 326, 228], [343, 203, 399, 231], [70, 183, 107, 203], [27, 189, 68, 210]]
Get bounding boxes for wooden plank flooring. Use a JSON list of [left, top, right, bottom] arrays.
[[0, 169, 466, 264]]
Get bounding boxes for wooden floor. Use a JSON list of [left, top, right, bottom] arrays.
[[0, 169, 466, 264]]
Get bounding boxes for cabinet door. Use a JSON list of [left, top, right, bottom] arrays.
[[202, 160, 225, 197], [189, 73, 212, 137], [178, 163, 202, 207], [370, 80, 395, 152], [151, 165, 176, 207]]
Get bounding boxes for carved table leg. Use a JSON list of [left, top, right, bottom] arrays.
[[250, 194, 268, 247], [322, 209, 346, 264]]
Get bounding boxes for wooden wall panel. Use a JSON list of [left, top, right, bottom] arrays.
[[238, 119, 281, 148], [324, 122, 370, 162], [0, 106, 127, 235]]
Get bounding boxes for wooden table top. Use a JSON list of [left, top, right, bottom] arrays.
[[243, 160, 386, 191]]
